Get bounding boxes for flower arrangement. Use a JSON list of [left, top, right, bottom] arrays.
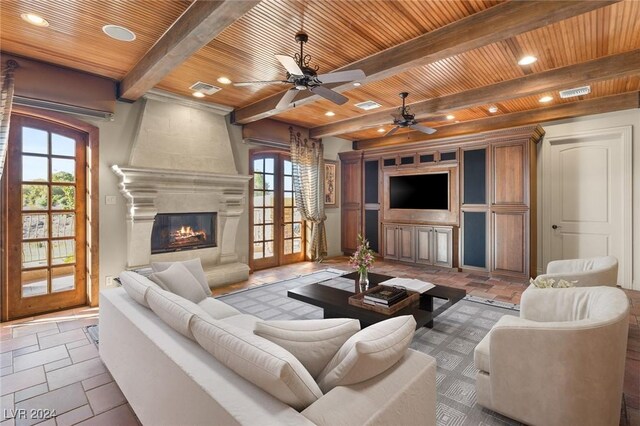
[[530, 277, 577, 288], [349, 234, 375, 275]]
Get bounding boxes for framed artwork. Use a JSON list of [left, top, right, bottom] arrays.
[[324, 160, 338, 208]]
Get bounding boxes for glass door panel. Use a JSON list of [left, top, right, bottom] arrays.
[[6, 115, 87, 319], [250, 153, 305, 270]]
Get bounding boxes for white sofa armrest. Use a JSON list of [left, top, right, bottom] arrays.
[[302, 349, 436, 426]]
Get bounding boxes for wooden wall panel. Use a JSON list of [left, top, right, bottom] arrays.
[[492, 211, 526, 274], [493, 143, 525, 205]]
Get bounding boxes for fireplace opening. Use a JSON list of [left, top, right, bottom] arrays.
[[151, 212, 217, 254]]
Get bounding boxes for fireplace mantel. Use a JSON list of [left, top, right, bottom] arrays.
[[112, 165, 252, 286]]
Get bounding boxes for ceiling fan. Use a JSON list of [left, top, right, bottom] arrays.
[[385, 92, 437, 137], [233, 31, 366, 110]]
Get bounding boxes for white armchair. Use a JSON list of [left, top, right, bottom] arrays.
[[474, 286, 629, 426], [536, 256, 618, 287]]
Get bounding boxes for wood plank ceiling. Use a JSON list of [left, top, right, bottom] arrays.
[[1, 0, 639, 145]]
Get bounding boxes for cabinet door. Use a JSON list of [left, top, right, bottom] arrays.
[[398, 226, 415, 262], [493, 142, 526, 205], [462, 211, 488, 270], [340, 153, 362, 253], [415, 226, 433, 264], [492, 211, 527, 276], [342, 209, 361, 254], [383, 225, 398, 260], [433, 227, 453, 268]]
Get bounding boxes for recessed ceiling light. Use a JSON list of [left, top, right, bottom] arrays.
[[539, 95, 553, 103], [353, 82, 361, 87], [377, 127, 385, 133], [325, 111, 335, 117], [446, 114, 455, 120], [102, 24, 136, 42], [518, 55, 537, 66], [192, 92, 205, 98], [217, 77, 232, 85], [488, 105, 498, 113], [21, 13, 49, 27]]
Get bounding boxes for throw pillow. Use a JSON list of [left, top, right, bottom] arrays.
[[146, 287, 212, 340], [149, 263, 208, 303], [255, 318, 360, 378], [119, 271, 161, 308], [151, 258, 211, 296], [191, 314, 323, 411], [316, 315, 416, 393], [530, 277, 577, 288]]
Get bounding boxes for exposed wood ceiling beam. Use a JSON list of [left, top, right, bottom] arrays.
[[231, 0, 619, 125], [119, 0, 260, 101], [310, 49, 640, 138], [354, 92, 640, 150]]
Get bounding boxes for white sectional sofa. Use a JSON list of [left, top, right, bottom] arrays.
[[100, 270, 437, 426]]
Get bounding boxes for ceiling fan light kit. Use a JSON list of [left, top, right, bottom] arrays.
[[234, 31, 365, 110], [385, 92, 437, 137]]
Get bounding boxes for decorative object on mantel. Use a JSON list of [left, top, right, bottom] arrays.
[[530, 277, 576, 288], [290, 127, 327, 261], [0, 59, 18, 180], [349, 234, 375, 292]]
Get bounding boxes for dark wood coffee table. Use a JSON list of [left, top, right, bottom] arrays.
[[287, 271, 465, 329]]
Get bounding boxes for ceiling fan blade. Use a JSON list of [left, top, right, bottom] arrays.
[[409, 124, 437, 135], [275, 89, 300, 110], [309, 86, 348, 105], [317, 69, 366, 84], [275, 55, 303, 76], [385, 126, 400, 137], [233, 80, 288, 87]]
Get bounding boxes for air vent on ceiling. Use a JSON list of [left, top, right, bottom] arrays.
[[189, 81, 222, 95], [559, 85, 591, 99], [354, 100, 382, 111]]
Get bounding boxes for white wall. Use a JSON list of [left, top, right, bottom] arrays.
[[82, 101, 144, 289], [538, 108, 640, 289]]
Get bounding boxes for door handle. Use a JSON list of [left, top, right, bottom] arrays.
[[552, 224, 561, 230]]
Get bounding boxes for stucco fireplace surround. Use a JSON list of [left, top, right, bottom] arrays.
[[112, 93, 251, 287]]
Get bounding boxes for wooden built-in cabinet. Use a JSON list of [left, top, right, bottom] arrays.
[[384, 224, 455, 268], [339, 151, 363, 254], [341, 125, 543, 280]]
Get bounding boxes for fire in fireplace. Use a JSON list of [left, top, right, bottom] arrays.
[[151, 212, 217, 254]]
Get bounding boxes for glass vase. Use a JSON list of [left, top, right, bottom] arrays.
[[358, 269, 369, 292]]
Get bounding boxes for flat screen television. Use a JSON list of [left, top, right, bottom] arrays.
[[389, 173, 449, 210]]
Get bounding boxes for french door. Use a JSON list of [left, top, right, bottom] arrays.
[[250, 152, 305, 270], [4, 115, 87, 319]]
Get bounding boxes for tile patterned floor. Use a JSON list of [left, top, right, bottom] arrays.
[[1, 256, 638, 425]]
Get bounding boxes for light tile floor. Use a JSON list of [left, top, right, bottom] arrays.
[[1, 256, 638, 425]]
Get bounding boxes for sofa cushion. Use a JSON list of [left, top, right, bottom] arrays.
[[316, 315, 416, 393], [191, 314, 323, 411], [220, 314, 262, 331], [474, 331, 491, 373], [255, 318, 361, 378], [151, 258, 211, 296], [197, 297, 241, 320], [119, 271, 161, 308], [150, 263, 208, 303], [146, 287, 211, 340]]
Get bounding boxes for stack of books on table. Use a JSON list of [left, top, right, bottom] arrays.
[[363, 286, 408, 307]]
